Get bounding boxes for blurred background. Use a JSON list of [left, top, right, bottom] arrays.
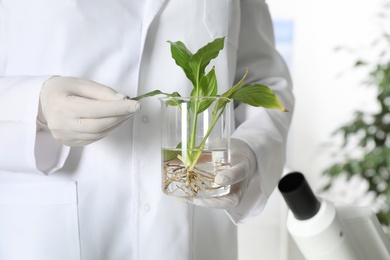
[[238, 0, 389, 259]]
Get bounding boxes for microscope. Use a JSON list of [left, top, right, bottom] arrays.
[[278, 171, 390, 260]]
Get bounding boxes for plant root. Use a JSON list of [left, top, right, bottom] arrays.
[[163, 161, 229, 197]]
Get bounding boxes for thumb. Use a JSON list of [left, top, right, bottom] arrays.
[[68, 96, 141, 118]]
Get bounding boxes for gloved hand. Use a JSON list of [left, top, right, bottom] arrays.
[[38, 76, 140, 146], [184, 138, 257, 209]]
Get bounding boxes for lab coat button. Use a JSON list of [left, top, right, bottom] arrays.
[[142, 116, 149, 123], [143, 203, 151, 212]]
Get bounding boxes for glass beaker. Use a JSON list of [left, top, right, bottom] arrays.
[[160, 96, 232, 198]]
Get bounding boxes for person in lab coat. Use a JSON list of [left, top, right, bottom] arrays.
[[0, 1, 294, 260]]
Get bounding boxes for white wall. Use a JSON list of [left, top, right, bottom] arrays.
[[238, 0, 382, 259], [285, 0, 380, 188]]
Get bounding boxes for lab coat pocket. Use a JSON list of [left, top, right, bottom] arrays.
[[203, 0, 240, 48], [0, 182, 81, 260]]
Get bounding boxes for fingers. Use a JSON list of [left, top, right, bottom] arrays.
[[45, 76, 127, 101], [187, 159, 250, 208], [183, 182, 244, 209], [214, 138, 257, 186], [52, 114, 131, 146], [51, 113, 132, 134], [214, 161, 248, 186], [40, 76, 141, 146], [66, 95, 140, 118], [180, 138, 257, 209]]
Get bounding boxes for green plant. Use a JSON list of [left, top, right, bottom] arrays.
[[132, 37, 287, 196], [322, 3, 390, 230]]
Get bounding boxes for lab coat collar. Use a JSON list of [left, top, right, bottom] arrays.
[[141, 0, 168, 48], [143, 0, 168, 29], [137, 0, 168, 92]]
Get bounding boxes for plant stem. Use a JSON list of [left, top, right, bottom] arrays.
[[187, 104, 226, 171], [185, 100, 199, 167]]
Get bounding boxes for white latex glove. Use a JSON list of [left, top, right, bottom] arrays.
[[38, 76, 140, 146], [184, 138, 257, 209]]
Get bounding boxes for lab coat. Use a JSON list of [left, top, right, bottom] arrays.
[[0, 0, 294, 259]]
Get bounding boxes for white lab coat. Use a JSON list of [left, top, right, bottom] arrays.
[[0, 0, 294, 259]]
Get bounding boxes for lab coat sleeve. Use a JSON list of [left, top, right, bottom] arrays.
[[225, 0, 294, 224], [0, 76, 70, 174]]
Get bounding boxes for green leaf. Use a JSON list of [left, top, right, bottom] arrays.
[[190, 67, 218, 114], [197, 97, 216, 116], [168, 38, 225, 96], [189, 37, 225, 93], [131, 90, 181, 101], [221, 68, 248, 99], [354, 60, 367, 67], [197, 66, 218, 98], [162, 142, 182, 162], [231, 84, 287, 111], [164, 94, 183, 107], [168, 40, 195, 86]]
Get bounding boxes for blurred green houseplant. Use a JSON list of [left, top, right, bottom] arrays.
[[322, 2, 390, 231]]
